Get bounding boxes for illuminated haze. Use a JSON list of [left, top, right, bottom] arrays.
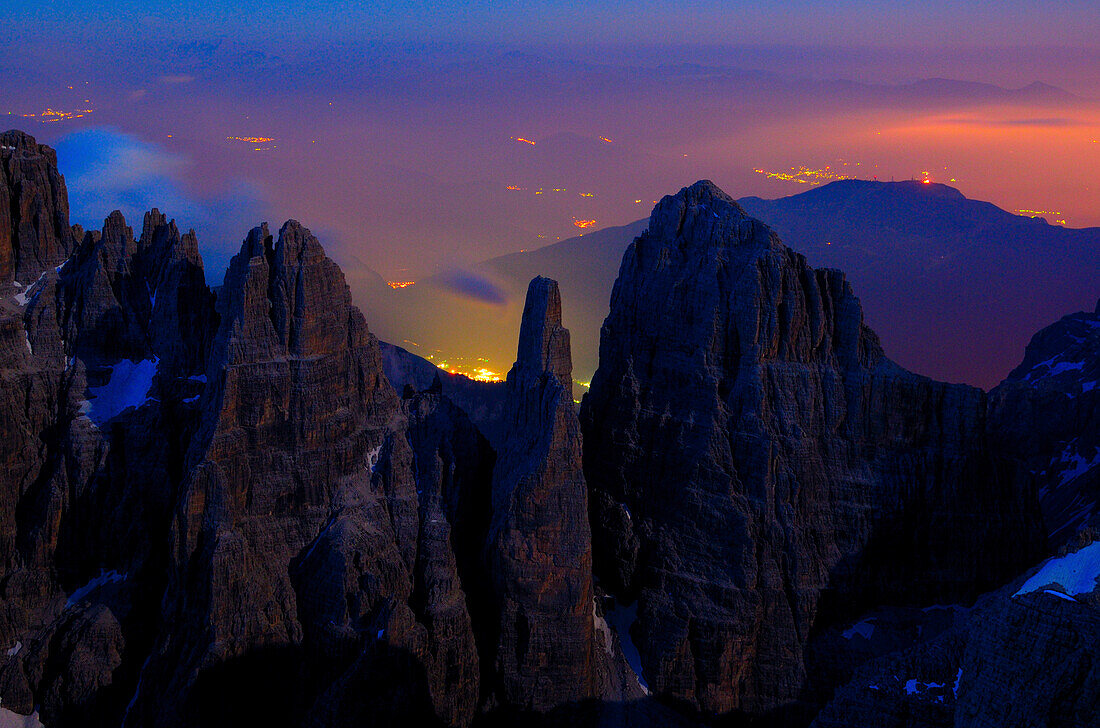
[[3, 1, 1098, 385]]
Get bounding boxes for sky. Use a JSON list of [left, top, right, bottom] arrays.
[[3, 1, 1099, 385], [6, 1, 1100, 50]]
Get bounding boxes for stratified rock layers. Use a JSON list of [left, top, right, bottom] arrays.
[[0, 130, 72, 284], [580, 180, 1045, 719], [486, 277, 601, 710], [124, 222, 481, 727]]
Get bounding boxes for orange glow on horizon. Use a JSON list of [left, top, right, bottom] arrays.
[[573, 218, 596, 228], [511, 136, 536, 145], [387, 281, 416, 289]]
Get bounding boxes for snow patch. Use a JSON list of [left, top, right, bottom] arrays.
[[953, 668, 962, 698], [187, 374, 207, 383], [1026, 354, 1085, 383], [85, 358, 159, 425], [0, 707, 45, 728], [367, 444, 383, 472], [66, 570, 126, 607], [604, 600, 649, 693], [842, 618, 876, 640], [1014, 541, 1100, 598], [1054, 444, 1100, 486], [593, 599, 614, 657], [903, 678, 945, 697], [5, 641, 21, 657], [183, 395, 200, 404], [12, 272, 47, 307]]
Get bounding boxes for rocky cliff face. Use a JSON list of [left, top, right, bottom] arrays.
[[380, 340, 508, 450], [485, 276, 603, 710], [115, 220, 483, 727], [0, 133, 650, 727], [989, 299, 1100, 545], [0, 140, 216, 726], [579, 180, 1046, 721], [0, 130, 73, 284]]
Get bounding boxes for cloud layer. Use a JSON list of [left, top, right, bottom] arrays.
[[55, 127, 267, 279]]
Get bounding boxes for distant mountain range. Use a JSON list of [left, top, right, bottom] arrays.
[[358, 179, 1098, 390], [739, 180, 1100, 387]]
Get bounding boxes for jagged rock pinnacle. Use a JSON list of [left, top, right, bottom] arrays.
[[515, 275, 571, 386]]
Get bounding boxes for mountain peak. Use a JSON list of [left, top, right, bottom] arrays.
[[0, 129, 57, 164], [515, 275, 571, 385], [648, 179, 753, 244], [1, 129, 71, 282]]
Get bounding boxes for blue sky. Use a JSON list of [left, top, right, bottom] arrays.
[[5, 1, 1100, 49]]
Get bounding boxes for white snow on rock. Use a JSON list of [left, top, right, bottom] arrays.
[[1055, 444, 1100, 486], [1026, 354, 1086, 384], [842, 618, 876, 640], [903, 678, 944, 696], [367, 444, 383, 472], [84, 358, 159, 425], [66, 570, 127, 608], [604, 600, 649, 693], [593, 599, 614, 657], [5, 641, 21, 657], [0, 707, 45, 728], [12, 272, 47, 307], [1014, 541, 1100, 599]]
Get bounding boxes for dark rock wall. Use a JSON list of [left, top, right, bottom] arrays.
[[580, 181, 1046, 718], [485, 277, 603, 710], [989, 300, 1100, 544], [0, 130, 73, 284]]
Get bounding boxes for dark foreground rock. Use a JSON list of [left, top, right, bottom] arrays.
[[813, 531, 1100, 728], [484, 277, 603, 709], [580, 180, 1046, 721], [989, 299, 1100, 546]]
